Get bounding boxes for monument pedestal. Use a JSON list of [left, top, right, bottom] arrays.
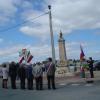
[[55, 67, 74, 77], [56, 60, 69, 76], [59, 60, 67, 67]]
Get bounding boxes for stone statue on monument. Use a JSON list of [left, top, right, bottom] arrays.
[[60, 31, 63, 39]]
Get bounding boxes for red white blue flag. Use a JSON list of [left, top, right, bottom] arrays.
[[19, 49, 33, 64], [80, 45, 85, 61]]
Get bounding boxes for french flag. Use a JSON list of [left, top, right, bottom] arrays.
[[27, 55, 33, 63], [80, 45, 85, 61], [19, 56, 24, 64]]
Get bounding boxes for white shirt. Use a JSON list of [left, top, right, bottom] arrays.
[[2, 67, 9, 79], [0, 67, 2, 77]]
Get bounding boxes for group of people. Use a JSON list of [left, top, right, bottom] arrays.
[[1, 56, 95, 89], [1, 58, 56, 90]]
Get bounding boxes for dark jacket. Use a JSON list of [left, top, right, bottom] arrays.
[[26, 65, 33, 79], [9, 62, 17, 78], [46, 62, 56, 76], [88, 60, 94, 70], [18, 66, 26, 79]]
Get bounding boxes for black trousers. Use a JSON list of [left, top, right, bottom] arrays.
[[90, 69, 94, 78], [35, 76, 43, 90], [47, 75, 55, 89], [2, 79, 8, 88], [20, 78, 25, 89], [27, 77, 33, 90], [10, 77, 16, 89]]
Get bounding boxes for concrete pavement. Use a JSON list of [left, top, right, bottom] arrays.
[[0, 71, 100, 100], [55, 71, 100, 84], [0, 80, 100, 100]]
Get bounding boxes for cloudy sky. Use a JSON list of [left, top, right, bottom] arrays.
[[0, 0, 100, 63]]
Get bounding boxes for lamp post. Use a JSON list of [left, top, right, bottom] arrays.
[[48, 5, 56, 64]]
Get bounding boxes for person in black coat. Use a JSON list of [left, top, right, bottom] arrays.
[[26, 64, 34, 90], [45, 58, 56, 90], [9, 61, 17, 89], [18, 64, 26, 89], [87, 57, 94, 78]]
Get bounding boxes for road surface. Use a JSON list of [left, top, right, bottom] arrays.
[[0, 79, 100, 100]]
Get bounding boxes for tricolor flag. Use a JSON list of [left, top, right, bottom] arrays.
[[19, 56, 24, 64], [80, 45, 85, 61], [27, 55, 33, 63], [19, 49, 33, 64]]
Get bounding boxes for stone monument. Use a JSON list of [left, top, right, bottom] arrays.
[[58, 31, 67, 67]]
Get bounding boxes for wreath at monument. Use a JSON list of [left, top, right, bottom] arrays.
[[19, 49, 33, 64]]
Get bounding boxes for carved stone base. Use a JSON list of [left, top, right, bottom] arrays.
[[57, 60, 67, 67], [55, 67, 73, 77]]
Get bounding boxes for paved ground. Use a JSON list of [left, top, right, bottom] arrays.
[[0, 71, 100, 100], [0, 77, 100, 100], [0, 82, 100, 100]]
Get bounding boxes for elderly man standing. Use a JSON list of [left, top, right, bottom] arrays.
[[9, 62, 17, 89], [26, 64, 34, 90], [33, 62, 43, 90], [18, 64, 26, 89], [45, 58, 56, 90]]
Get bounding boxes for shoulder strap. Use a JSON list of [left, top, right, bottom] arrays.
[[47, 63, 52, 73]]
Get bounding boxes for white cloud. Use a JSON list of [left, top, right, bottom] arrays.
[[0, 0, 100, 35], [51, 0, 100, 32], [20, 10, 49, 40], [21, 1, 33, 9], [0, 0, 30, 26], [66, 42, 85, 47], [0, 0, 17, 13], [0, 44, 29, 57], [19, 0, 100, 39], [0, 0, 19, 25]]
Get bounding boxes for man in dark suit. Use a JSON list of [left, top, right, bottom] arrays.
[[46, 58, 56, 90], [26, 64, 34, 90], [9, 62, 17, 89], [87, 57, 94, 78], [18, 64, 26, 89]]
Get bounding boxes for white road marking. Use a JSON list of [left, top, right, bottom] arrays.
[[59, 83, 94, 87], [71, 84, 80, 86], [59, 83, 66, 86], [85, 84, 93, 86]]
